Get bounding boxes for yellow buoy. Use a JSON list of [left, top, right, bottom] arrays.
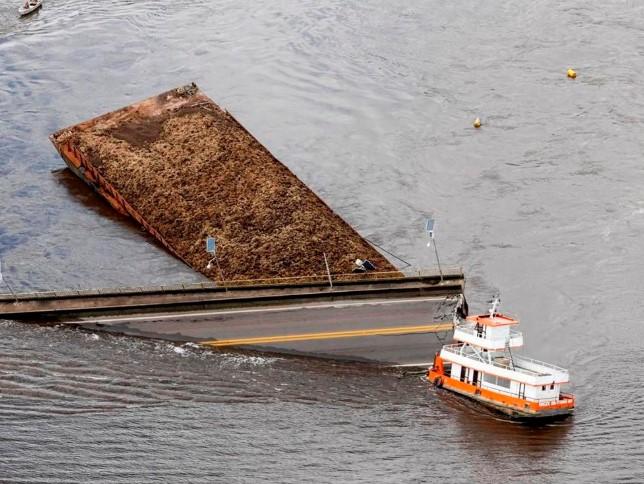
[[473, 118, 481, 128], [567, 68, 577, 79]]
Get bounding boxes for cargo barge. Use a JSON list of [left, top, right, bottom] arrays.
[[50, 83, 398, 284]]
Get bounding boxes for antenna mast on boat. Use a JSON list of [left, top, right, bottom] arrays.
[[489, 295, 516, 369], [489, 295, 500, 319]]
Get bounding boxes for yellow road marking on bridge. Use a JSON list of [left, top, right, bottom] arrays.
[[201, 322, 453, 347]]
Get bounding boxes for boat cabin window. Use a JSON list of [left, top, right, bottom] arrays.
[[483, 373, 511, 389], [550, 383, 555, 390], [541, 385, 546, 391], [496, 376, 511, 389]]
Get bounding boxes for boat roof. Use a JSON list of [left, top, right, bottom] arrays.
[[465, 313, 518, 327]]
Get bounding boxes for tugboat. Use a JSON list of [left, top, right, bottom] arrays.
[[428, 297, 575, 420]]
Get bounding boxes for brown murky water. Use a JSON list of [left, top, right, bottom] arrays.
[[1, 0, 644, 481]]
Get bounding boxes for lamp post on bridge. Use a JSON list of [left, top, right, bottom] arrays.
[[426, 217, 443, 282]]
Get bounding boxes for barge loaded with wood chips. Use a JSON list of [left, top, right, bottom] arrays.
[[44, 83, 466, 364], [50, 83, 396, 283]]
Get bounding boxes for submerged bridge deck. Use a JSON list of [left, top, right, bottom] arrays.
[[0, 270, 465, 366]]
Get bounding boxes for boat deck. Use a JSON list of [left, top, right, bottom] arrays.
[[441, 344, 569, 379]]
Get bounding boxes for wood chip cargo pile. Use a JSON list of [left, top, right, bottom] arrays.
[[50, 84, 397, 282]]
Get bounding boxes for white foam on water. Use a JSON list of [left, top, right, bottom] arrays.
[[218, 352, 282, 368], [172, 345, 188, 356]]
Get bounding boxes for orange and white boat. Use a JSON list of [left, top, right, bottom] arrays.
[[428, 297, 575, 420]]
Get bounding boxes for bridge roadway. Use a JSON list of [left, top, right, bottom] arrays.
[[67, 296, 457, 366], [1, 272, 464, 366]]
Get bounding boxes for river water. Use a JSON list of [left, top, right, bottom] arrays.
[[1, 0, 644, 482]]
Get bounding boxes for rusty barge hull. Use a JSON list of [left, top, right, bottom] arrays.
[[50, 84, 399, 283]]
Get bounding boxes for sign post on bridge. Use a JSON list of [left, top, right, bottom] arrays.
[[206, 236, 216, 256], [205, 236, 227, 291]]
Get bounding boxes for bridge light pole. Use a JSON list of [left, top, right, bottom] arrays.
[[426, 217, 443, 282]]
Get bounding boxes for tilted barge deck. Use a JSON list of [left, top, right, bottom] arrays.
[[49, 83, 398, 283]]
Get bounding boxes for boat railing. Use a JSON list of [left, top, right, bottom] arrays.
[[529, 392, 575, 407], [454, 323, 523, 341], [453, 324, 480, 337], [461, 381, 575, 406], [442, 344, 517, 372], [512, 354, 568, 375], [441, 344, 567, 377], [558, 392, 576, 405]]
